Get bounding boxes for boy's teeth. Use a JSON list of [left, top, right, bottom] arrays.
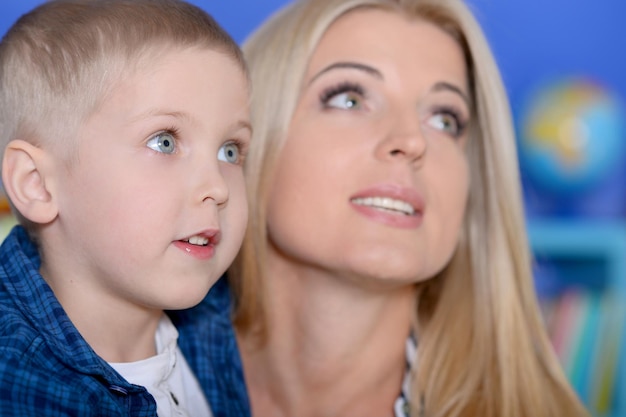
[[351, 197, 415, 215], [186, 236, 209, 246]]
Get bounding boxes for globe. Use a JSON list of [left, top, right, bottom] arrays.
[[519, 79, 625, 196]]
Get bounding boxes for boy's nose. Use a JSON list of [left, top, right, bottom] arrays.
[[198, 164, 229, 206]]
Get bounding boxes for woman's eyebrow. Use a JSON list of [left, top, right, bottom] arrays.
[[431, 81, 471, 107], [308, 63, 470, 107], [308, 61, 383, 85]]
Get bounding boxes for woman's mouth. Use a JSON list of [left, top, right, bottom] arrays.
[[350, 196, 416, 216]]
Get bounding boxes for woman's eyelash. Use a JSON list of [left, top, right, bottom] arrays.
[[319, 81, 366, 105], [433, 105, 469, 136]]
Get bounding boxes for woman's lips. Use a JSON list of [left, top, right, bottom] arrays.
[[349, 184, 424, 229]]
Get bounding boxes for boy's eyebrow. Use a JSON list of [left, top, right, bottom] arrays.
[[130, 109, 191, 124], [130, 110, 252, 134], [308, 61, 383, 85], [234, 119, 253, 134]]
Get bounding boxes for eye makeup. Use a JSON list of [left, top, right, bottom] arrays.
[[428, 104, 469, 139], [319, 81, 366, 108]]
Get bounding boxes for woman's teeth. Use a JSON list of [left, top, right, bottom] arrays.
[[351, 197, 415, 215]]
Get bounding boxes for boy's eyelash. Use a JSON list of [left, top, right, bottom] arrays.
[[158, 126, 181, 139], [228, 138, 249, 161], [146, 126, 181, 153], [319, 81, 366, 105], [151, 127, 249, 161]]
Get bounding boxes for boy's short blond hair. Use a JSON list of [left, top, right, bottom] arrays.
[[0, 0, 245, 167]]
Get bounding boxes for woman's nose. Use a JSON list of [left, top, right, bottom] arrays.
[[375, 111, 427, 166]]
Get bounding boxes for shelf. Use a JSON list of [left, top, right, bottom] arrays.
[[527, 218, 626, 417]]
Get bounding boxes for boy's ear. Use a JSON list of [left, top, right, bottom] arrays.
[[2, 140, 59, 224]]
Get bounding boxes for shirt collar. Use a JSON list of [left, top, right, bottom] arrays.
[[394, 334, 417, 417]]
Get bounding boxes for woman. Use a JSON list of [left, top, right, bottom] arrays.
[[230, 0, 589, 416]]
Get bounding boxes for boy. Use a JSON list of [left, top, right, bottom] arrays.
[[0, 0, 251, 415]]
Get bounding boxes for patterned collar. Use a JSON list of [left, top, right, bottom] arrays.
[[394, 335, 417, 417]]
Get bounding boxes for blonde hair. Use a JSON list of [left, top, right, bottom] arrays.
[[232, 0, 589, 416], [0, 0, 244, 169]]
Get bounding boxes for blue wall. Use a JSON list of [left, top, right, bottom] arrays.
[[3, 1, 625, 102]]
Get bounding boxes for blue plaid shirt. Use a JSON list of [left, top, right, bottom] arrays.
[[0, 225, 250, 417]]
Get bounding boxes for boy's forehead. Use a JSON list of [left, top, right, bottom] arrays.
[[82, 47, 249, 131], [118, 44, 246, 83]]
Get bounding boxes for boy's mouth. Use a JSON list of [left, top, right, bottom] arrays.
[[183, 235, 210, 246], [178, 230, 221, 247], [174, 230, 221, 260]]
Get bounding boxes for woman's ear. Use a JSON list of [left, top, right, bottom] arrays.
[[2, 140, 58, 224]]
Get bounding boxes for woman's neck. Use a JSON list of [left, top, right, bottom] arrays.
[[238, 254, 417, 417]]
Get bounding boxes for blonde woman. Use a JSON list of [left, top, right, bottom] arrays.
[[229, 0, 590, 416]]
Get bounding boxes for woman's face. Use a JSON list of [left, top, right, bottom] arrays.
[[266, 8, 471, 285]]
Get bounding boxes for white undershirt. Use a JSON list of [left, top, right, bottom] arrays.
[[109, 315, 213, 417]]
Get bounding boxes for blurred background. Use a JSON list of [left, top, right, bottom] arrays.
[[1, 1, 625, 415]]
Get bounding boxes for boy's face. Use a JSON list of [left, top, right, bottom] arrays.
[[48, 48, 250, 312]]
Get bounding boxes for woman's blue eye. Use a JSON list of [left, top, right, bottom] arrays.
[[217, 142, 240, 164], [147, 132, 176, 154], [320, 82, 365, 110], [427, 112, 463, 138], [326, 92, 361, 110]]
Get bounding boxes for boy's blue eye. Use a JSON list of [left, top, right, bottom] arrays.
[[147, 132, 176, 154], [217, 142, 240, 164]]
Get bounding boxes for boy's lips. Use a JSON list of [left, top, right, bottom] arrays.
[[174, 229, 221, 260], [180, 230, 221, 246]]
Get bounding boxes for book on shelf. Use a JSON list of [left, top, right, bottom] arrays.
[[540, 289, 625, 415]]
